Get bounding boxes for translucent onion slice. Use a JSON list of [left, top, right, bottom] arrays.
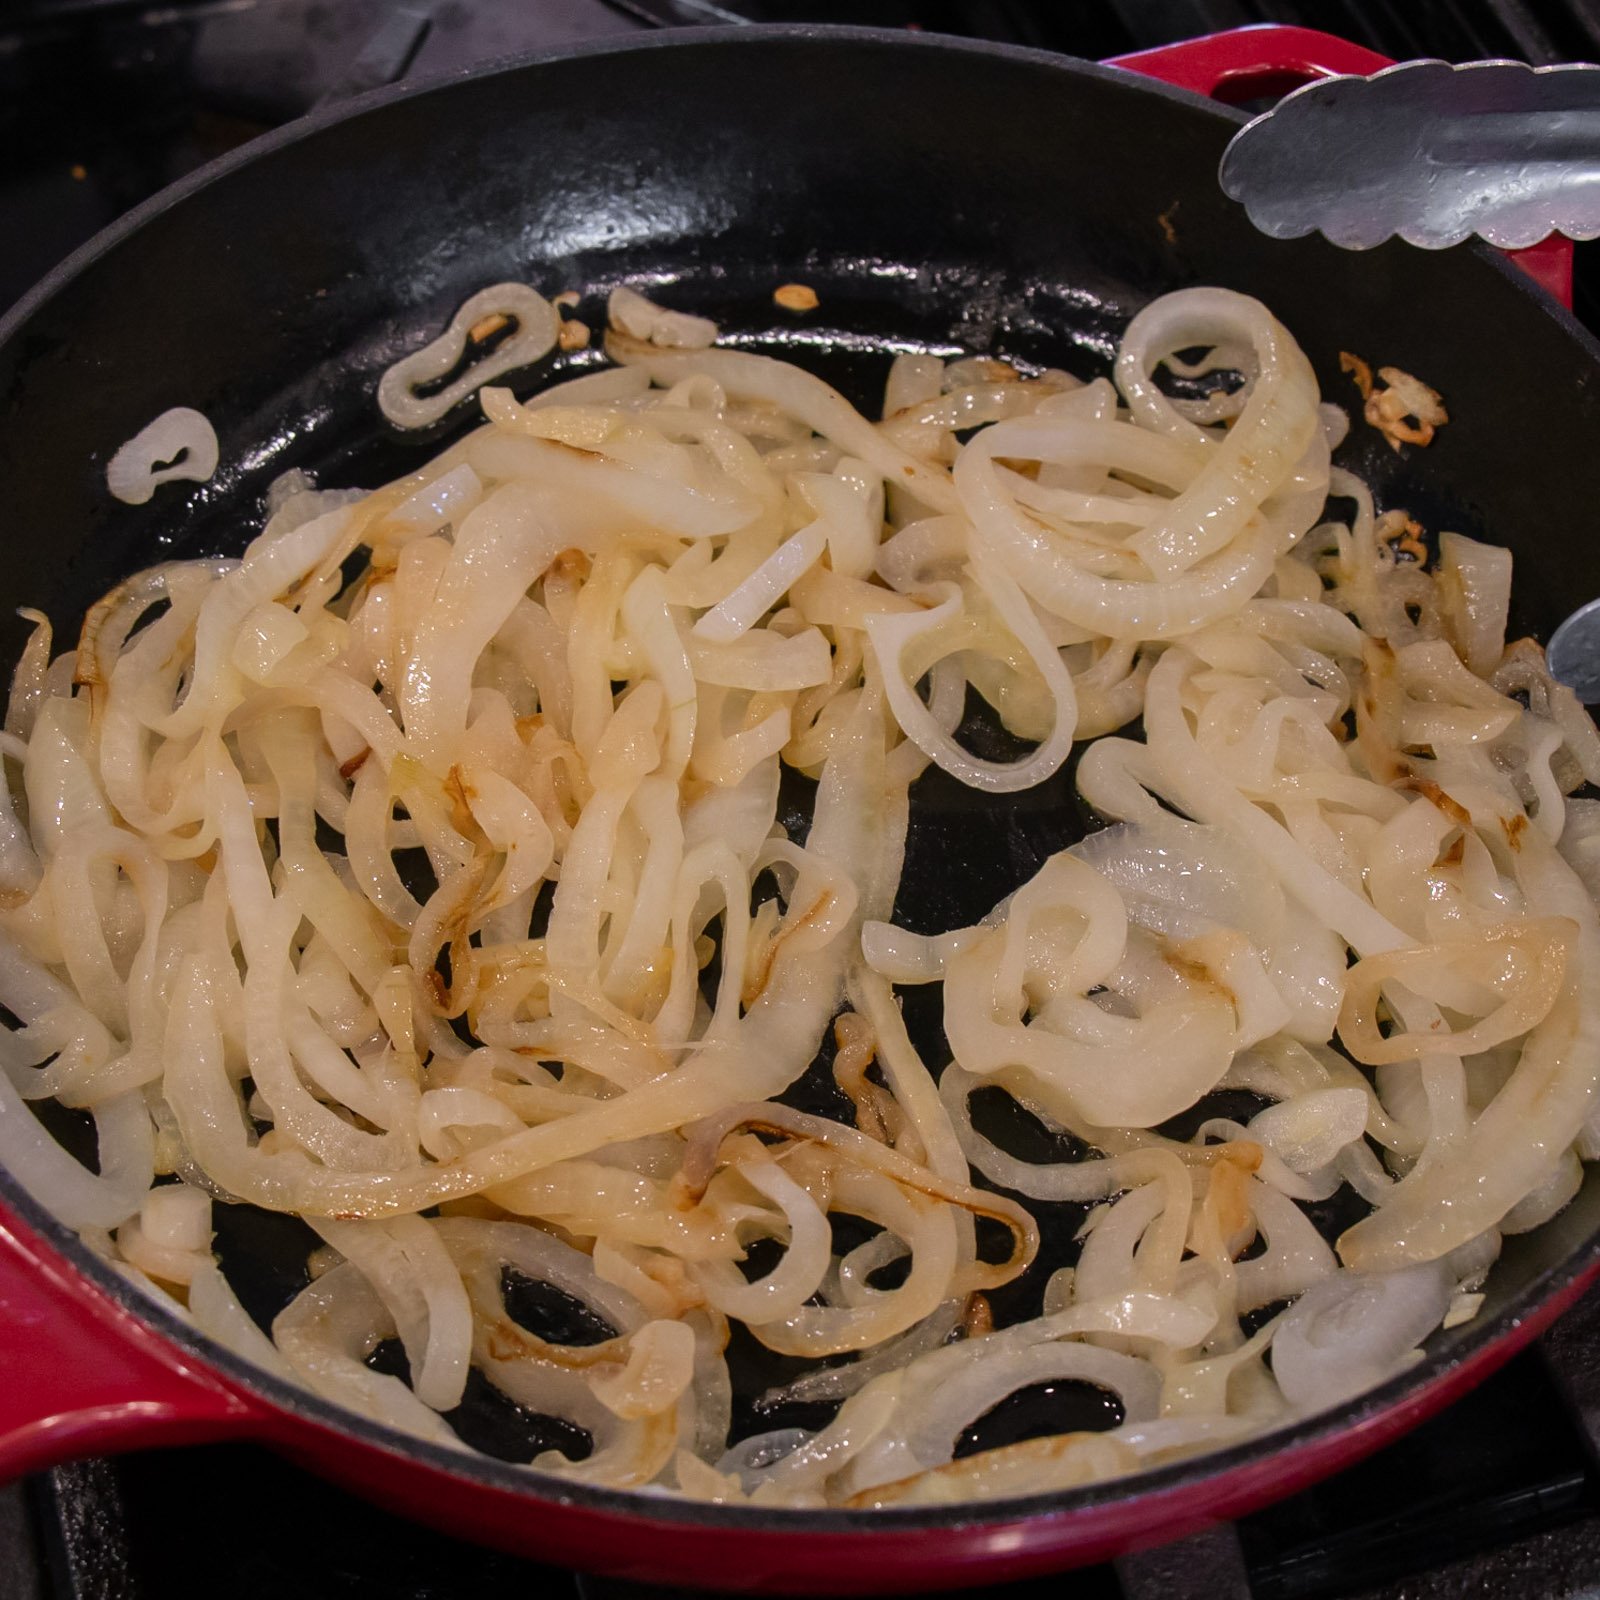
[[1436, 531, 1512, 677], [0, 1073, 151, 1230], [378, 284, 558, 430], [607, 285, 718, 350], [106, 407, 219, 505], [1247, 1088, 1369, 1174], [1271, 1261, 1452, 1411], [865, 559, 1079, 792]]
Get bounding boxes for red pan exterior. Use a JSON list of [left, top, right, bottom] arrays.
[[0, 23, 1597, 1595], [5, 1192, 1600, 1593]]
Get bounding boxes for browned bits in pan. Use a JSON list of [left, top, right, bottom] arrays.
[[1376, 509, 1429, 565], [774, 283, 820, 312], [1343, 352, 1448, 452], [1340, 350, 1374, 399], [468, 312, 510, 343]]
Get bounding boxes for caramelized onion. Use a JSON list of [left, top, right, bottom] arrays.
[[5, 284, 1594, 1509]]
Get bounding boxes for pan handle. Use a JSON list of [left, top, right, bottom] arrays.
[[1105, 24, 1390, 102], [1106, 23, 1576, 309], [0, 1201, 267, 1480]]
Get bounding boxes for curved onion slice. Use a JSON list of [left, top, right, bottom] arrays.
[[865, 557, 1079, 792], [1248, 1089, 1369, 1174], [1271, 1261, 1452, 1411], [607, 285, 718, 350], [378, 284, 559, 429], [106, 407, 219, 505]]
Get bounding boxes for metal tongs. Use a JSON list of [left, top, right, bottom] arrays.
[[1220, 57, 1600, 251], [1221, 58, 1600, 698]]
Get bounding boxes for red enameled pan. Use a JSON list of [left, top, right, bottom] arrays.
[[0, 23, 1597, 1593]]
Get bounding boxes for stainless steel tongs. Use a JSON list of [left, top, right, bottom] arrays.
[[1222, 57, 1600, 697], [1220, 57, 1600, 250]]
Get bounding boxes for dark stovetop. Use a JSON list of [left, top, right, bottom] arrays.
[[8, 2, 1600, 1597]]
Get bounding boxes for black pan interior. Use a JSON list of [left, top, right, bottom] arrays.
[[5, 23, 1600, 1524]]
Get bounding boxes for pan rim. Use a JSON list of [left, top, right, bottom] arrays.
[[1, 22, 1233, 356], [8, 1155, 1600, 1535], [2, 17, 1599, 1546]]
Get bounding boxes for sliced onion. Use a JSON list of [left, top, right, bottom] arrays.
[[1436, 531, 1512, 677], [106, 407, 219, 505], [607, 285, 718, 350], [1271, 1261, 1452, 1411], [379, 284, 558, 429], [1247, 1089, 1369, 1175]]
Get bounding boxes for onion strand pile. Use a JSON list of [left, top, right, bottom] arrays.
[[4, 282, 1598, 1507]]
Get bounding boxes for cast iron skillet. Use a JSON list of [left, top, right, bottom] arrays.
[[2, 25, 1600, 1595]]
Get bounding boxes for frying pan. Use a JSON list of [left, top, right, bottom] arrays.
[[2, 22, 1599, 1595]]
